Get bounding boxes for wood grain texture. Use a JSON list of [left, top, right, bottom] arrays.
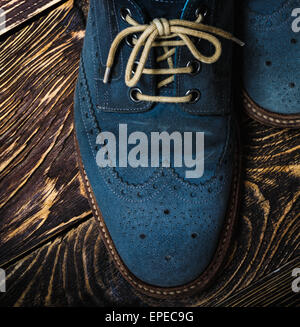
[[0, 0, 91, 267], [218, 257, 300, 307], [0, 0, 299, 307], [0, 0, 66, 36], [0, 219, 140, 307]]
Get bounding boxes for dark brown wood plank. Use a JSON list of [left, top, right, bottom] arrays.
[[218, 257, 300, 307], [0, 219, 140, 307], [0, 0, 66, 36], [0, 0, 91, 267]]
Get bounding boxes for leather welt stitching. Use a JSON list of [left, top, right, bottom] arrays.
[[243, 96, 300, 125]]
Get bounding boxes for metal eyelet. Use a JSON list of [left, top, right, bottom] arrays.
[[120, 7, 132, 22], [129, 88, 143, 103], [187, 60, 202, 76], [195, 5, 209, 19], [186, 89, 201, 103], [131, 61, 140, 75], [125, 34, 137, 47]]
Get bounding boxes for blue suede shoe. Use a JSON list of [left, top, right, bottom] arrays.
[[240, 0, 300, 128], [74, 0, 242, 297]]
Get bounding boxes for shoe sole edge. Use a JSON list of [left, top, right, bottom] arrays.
[[243, 90, 300, 129]]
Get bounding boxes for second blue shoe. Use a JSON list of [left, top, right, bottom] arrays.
[[239, 0, 300, 128]]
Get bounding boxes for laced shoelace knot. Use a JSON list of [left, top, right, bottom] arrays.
[[103, 10, 244, 104]]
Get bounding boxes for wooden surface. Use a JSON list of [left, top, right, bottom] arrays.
[[0, 0, 66, 36], [0, 0, 299, 307], [0, 0, 90, 268]]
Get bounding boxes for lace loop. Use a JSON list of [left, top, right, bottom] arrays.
[[104, 15, 244, 103], [153, 18, 171, 36]]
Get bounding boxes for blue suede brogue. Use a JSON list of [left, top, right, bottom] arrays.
[[239, 0, 300, 128], [74, 0, 242, 297]]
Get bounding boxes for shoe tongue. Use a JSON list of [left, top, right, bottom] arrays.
[[136, 0, 186, 20]]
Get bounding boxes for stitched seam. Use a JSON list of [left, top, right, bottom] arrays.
[[80, 60, 233, 210], [243, 96, 300, 125], [80, 152, 239, 296], [81, 59, 231, 195], [77, 69, 239, 295], [79, 61, 167, 202], [77, 64, 240, 293], [80, 62, 155, 191]]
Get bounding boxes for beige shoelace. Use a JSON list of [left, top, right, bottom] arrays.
[[104, 13, 244, 103]]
